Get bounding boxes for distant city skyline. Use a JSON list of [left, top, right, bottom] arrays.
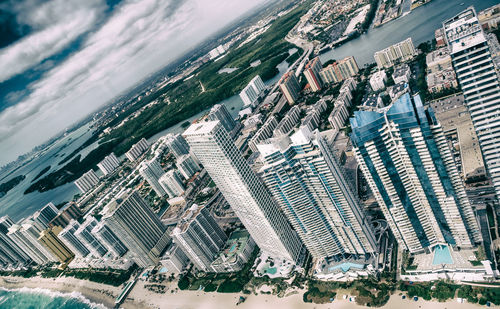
[[0, 0, 273, 166]]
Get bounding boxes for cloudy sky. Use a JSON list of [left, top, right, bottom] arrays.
[[0, 0, 270, 166]]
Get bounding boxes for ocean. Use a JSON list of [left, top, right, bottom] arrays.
[[0, 287, 107, 309]]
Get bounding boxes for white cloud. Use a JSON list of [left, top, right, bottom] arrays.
[[0, 0, 269, 165], [0, 0, 106, 83]]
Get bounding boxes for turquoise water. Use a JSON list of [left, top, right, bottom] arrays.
[[266, 267, 277, 275], [329, 262, 365, 273], [228, 243, 237, 253], [0, 287, 106, 309], [432, 245, 453, 265]]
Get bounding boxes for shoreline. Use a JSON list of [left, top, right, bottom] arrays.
[[1, 276, 492, 309]]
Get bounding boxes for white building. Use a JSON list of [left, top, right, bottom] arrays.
[[74, 170, 99, 194], [374, 37, 417, 68], [444, 7, 500, 199], [125, 138, 149, 162], [257, 127, 377, 260], [392, 64, 411, 84], [171, 204, 227, 271], [159, 170, 185, 197], [101, 190, 170, 267], [160, 243, 190, 273], [139, 159, 167, 197], [97, 153, 120, 176], [239, 75, 266, 107], [177, 154, 201, 180], [183, 121, 304, 263], [369, 70, 387, 91]]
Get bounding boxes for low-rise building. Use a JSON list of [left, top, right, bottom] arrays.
[[211, 230, 256, 273], [369, 70, 387, 91], [160, 243, 190, 273], [392, 64, 411, 84]]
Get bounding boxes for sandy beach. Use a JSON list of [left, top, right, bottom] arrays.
[[0, 276, 495, 309]]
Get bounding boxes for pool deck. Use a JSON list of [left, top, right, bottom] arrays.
[[411, 246, 483, 272]]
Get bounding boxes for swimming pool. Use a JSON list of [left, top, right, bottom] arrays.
[[432, 245, 453, 265], [328, 262, 365, 273]]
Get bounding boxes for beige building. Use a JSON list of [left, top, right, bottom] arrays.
[[38, 227, 74, 265], [374, 37, 417, 68], [319, 56, 359, 84], [279, 71, 301, 104]]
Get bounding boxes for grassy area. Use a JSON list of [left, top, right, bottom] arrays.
[[26, 2, 311, 194]]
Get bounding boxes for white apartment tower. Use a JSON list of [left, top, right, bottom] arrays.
[[183, 121, 303, 263], [74, 170, 100, 194], [257, 127, 377, 260], [139, 159, 167, 197], [444, 7, 500, 200], [97, 153, 120, 176]]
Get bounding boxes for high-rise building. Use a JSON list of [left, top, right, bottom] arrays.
[[207, 104, 236, 133], [125, 138, 149, 162], [74, 170, 100, 194], [97, 153, 120, 176], [59, 220, 91, 258], [33, 202, 59, 229], [8, 220, 57, 264], [176, 154, 201, 180], [239, 75, 266, 107], [183, 121, 303, 263], [101, 190, 170, 266], [257, 127, 377, 260], [279, 71, 301, 104], [374, 37, 417, 68], [49, 202, 82, 229], [159, 243, 190, 273], [350, 93, 482, 253], [165, 134, 190, 159], [0, 216, 31, 267], [303, 57, 323, 92], [444, 7, 500, 199], [38, 227, 74, 264], [319, 56, 360, 84], [248, 116, 279, 152], [158, 170, 185, 197], [171, 204, 227, 271], [74, 217, 108, 258], [369, 70, 387, 91], [139, 159, 167, 197], [92, 222, 128, 257]]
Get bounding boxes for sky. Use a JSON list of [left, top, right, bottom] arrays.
[[0, 0, 270, 166]]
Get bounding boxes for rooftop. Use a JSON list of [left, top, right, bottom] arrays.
[[444, 7, 486, 54], [183, 120, 219, 136]]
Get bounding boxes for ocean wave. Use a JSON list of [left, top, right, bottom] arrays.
[[0, 286, 108, 309]]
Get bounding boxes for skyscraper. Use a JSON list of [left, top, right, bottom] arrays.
[[183, 121, 303, 263], [207, 104, 236, 133], [239, 75, 266, 107], [8, 220, 57, 264], [74, 217, 108, 258], [139, 159, 167, 197], [279, 71, 301, 104], [33, 202, 59, 229], [171, 204, 227, 271], [176, 154, 201, 180], [101, 190, 170, 266], [444, 7, 500, 199], [303, 57, 323, 92], [0, 216, 30, 267], [158, 170, 185, 197], [350, 93, 481, 253], [59, 220, 91, 258], [38, 227, 74, 264], [165, 134, 190, 159], [92, 222, 128, 257], [257, 127, 377, 260]]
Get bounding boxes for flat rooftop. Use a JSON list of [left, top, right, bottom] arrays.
[[429, 94, 485, 179], [410, 245, 485, 272], [183, 120, 219, 136]]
